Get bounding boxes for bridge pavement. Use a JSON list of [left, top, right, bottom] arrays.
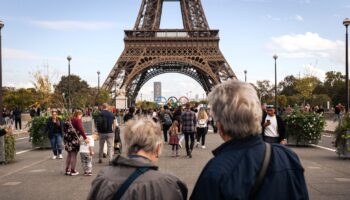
[[0, 128, 349, 200]]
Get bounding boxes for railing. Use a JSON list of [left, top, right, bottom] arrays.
[[124, 29, 219, 39]]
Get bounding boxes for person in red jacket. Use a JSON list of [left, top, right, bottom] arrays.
[[65, 110, 89, 176]]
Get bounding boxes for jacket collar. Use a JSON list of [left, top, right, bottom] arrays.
[[112, 154, 159, 170], [212, 135, 263, 156]]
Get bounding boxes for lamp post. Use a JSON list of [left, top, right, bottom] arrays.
[[273, 54, 278, 111], [0, 21, 4, 124], [67, 55, 72, 112], [96, 70, 100, 106], [344, 18, 350, 113], [244, 70, 247, 82]]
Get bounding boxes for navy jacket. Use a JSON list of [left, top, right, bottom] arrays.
[[190, 135, 308, 200], [46, 117, 64, 138]]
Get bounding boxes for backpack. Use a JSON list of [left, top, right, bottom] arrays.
[[163, 112, 172, 125], [96, 113, 108, 133]]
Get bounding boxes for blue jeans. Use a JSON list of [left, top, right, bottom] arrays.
[[50, 134, 62, 156]]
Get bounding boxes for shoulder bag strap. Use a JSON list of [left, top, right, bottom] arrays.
[[249, 142, 272, 200], [112, 167, 150, 200]]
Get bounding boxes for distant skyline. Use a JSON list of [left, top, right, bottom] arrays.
[[0, 0, 349, 101]]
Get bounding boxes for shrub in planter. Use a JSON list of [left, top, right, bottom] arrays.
[[5, 134, 15, 162], [284, 110, 325, 145], [334, 114, 350, 158], [29, 113, 69, 148]]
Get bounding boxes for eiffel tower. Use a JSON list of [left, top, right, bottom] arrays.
[[102, 0, 237, 104]]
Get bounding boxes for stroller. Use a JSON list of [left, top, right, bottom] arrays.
[[114, 126, 122, 155]]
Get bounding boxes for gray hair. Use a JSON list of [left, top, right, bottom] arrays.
[[208, 80, 262, 138], [124, 117, 163, 155]]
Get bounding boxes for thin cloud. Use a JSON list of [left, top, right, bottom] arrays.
[[295, 15, 304, 22], [31, 20, 116, 31], [3, 48, 40, 60]]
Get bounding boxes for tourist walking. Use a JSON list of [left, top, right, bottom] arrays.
[[190, 80, 308, 200], [87, 118, 188, 200], [123, 106, 135, 123], [13, 107, 22, 131], [173, 106, 184, 148], [169, 120, 180, 157], [261, 105, 287, 144], [181, 103, 197, 158], [64, 110, 89, 176], [46, 110, 64, 159], [196, 107, 208, 149], [97, 103, 116, 164], [160, 105, 173, 142]]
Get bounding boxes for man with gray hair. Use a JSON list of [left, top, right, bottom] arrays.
[[97, 103, 116, 164], [190, 80, 308, 200]]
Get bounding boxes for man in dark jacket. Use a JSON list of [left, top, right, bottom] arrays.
[[190, 80, 308, 200], [261, 105, 287, 144]]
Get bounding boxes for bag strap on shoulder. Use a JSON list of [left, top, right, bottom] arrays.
[[112, 167, 150, 200], [249, 142, 272, 200]]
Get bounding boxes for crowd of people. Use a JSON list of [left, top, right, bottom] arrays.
[[87, 80, 309, 200]]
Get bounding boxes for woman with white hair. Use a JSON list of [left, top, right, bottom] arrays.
[[88, 118, 188, 200], [190, 80, 308, 200]]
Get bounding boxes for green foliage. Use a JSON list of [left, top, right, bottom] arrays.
[[294, 76, 321, 102], [28, 116, 50, 146], [334, 114, 350, 153], [28, 114, 68, 146], [256, 80, 273, 102], [3, 88, 36, 110], [284, 109, 325, 144], [5, 135, 15, 162], [96, 89, 111, 106]]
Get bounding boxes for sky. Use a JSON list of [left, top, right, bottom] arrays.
[[0, 0, 349, 101]]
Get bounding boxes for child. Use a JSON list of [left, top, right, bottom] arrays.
[[79, 134, 97, 176], [168, 120, 180, 157]]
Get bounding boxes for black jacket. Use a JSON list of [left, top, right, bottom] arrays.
[[261, 113, 286, 142]]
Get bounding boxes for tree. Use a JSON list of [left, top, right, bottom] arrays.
[[279, 75, 298, 96], [3, 88, 36, 110], [31, 64, 55, 109], [54, 75, 90, 109], [95, 89, 112, 106], [256, 80, 273, 103], [294, 76, 321, 104]]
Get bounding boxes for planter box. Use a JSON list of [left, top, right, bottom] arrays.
[[287, 134, 319, 146], [31, 127, 52, 149], [336, 131, 350, 159], [0, 135, 16, 164]]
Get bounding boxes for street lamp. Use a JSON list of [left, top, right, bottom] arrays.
[[0, 21, 4, 124], [67, 55, 72, 112], [244, 70, 247, 82], [97, 70, 100, 93], [273, 54, 278, 111], [344, 18, 350, 113]]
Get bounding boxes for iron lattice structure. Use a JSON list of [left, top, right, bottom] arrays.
[[103, 0, 237, 104]]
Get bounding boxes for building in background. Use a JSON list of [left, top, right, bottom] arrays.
[[154, 82, 161, 101]]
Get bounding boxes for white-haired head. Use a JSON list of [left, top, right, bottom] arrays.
[[208, 80, 262, 139]]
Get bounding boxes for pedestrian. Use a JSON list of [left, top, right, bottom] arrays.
[[196, 107, 208, 149], [87, 118, 188, 200], [261, 105, 287, 144], [123, 106, 135, 123], [79, 134, 97, 176], [64, 110, 89, 176], [97, 103, 116, 164], [161, 105, 173, 143], [181, 102, 197, 158], [13, 107, 22, 131], [46, 110, 64, 159], [30, 106, 36, 118], [173, 106, 184, 148], [190, 80, 308, 200], [169, 120, 180, 157]]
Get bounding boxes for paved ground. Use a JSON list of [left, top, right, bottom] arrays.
[[0, 123, 349, 200]]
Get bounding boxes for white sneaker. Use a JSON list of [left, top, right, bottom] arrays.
[[58, 154, 63, 159], [201, 146, 206, 149], [52, 156, 57, 160], [196, 142, 200, 148]]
